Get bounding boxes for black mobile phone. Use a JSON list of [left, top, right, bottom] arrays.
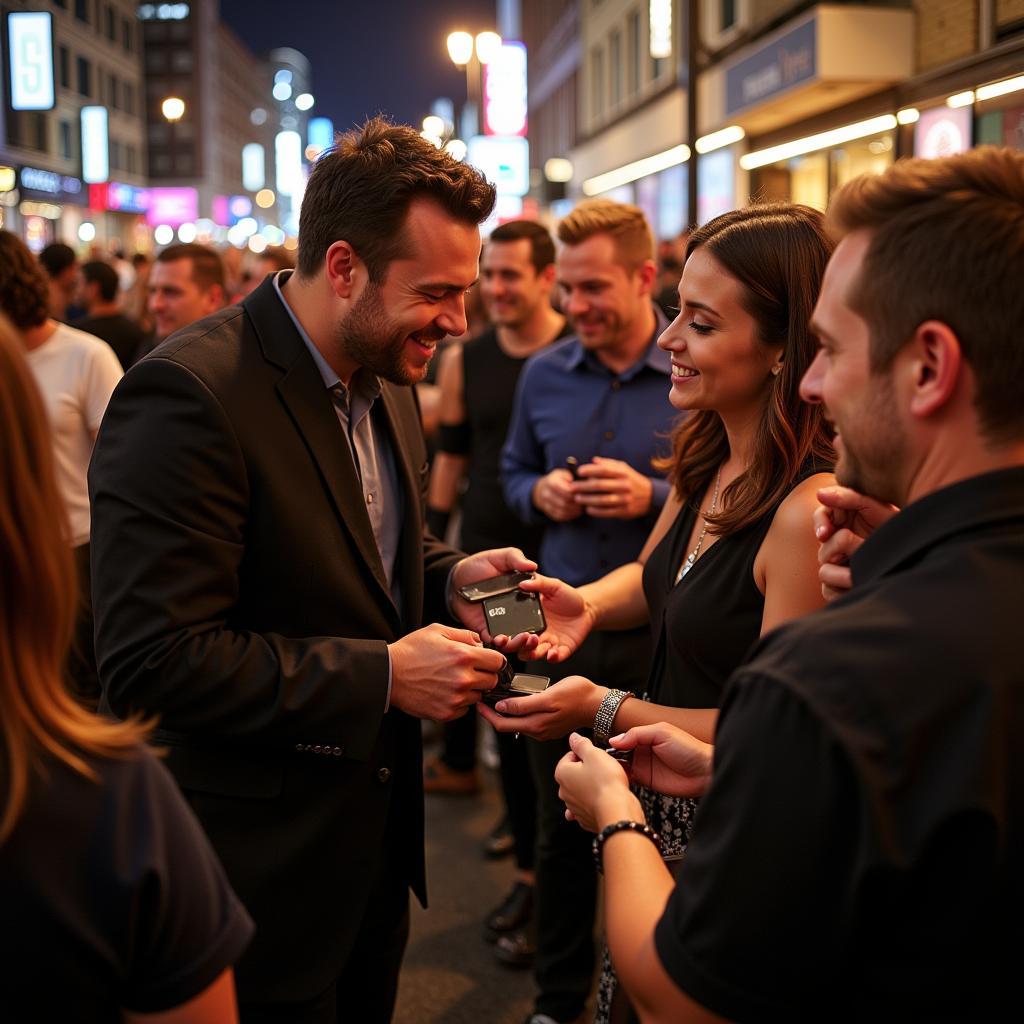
[[457, 570, 535, 603], [481, 661, 552, 707], [566, 456, 580, 480], [606, 747, 634, 765]]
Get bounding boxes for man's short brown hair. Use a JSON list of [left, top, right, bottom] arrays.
[[155, 243, 226, 295], [557, 199, 654, 270], [296, 116, 497, 283], [488, 219, 556, 273], [0, 231, 50, 330], [828, 146, 1024, 444]]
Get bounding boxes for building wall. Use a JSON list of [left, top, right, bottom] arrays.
[[916, 0, 978, 71], [3, 0, 146, 184], [999, 0, 1024, 25]]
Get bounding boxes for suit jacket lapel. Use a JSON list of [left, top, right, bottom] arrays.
[[380, 383, 425, 628], [244, 278, 394, 606]]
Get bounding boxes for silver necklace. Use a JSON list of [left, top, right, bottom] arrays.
[[677, 467, 722, 582]]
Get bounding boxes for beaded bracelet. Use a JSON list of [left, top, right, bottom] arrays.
[[592, 819, 661, 874]]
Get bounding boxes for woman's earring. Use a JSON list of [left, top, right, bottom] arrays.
[[771, 363, 782, 377]]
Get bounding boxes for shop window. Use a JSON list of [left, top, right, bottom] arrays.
[[126, 145, 137, 174], [703, 0, 748, 49], [77, 56, 91, 97], [111, 140, 122, 171], [123, 17, 134, 52], [108, 73, 118, 109], [721, 0, 736, 32], [34, 113, 48, 154], [59, 46, 70, 89], [105, 4, 116, 41], [75, 0, 89, 24], [123, 83, 135, 116]]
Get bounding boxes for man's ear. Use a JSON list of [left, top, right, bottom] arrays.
[[906, 319, 963, 419], [325, 240, 361, 299], [539, 263, 557, 289], [635, 258, 657, 295]]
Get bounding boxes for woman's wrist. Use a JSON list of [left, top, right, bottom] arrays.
[[595, 790, 644, 832], [584, 684, 610, 728]]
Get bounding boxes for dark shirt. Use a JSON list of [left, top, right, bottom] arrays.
[[500, 311, 676, 586], [72, 313, 146, 369], [655, 467, 1024, 1020], [0, 744, 253, 1019]]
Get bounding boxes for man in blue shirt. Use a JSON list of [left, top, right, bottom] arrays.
[[501, 199, 679, 1024]]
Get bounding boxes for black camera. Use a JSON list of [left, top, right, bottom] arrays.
[[481, 658, 551, 708], [457, 571, 546, 637]]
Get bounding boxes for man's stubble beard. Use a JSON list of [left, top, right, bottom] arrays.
[[336, 281, 429, 387]]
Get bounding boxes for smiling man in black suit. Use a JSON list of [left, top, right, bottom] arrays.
[[89, 117, 536, 1023]]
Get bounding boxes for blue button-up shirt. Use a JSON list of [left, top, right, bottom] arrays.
[[501, 312, 678, 587]]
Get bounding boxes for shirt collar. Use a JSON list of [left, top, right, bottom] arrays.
[[271, 269, 381, 401], [851, 466, 1024, 587], [565, 304, 671, 379]]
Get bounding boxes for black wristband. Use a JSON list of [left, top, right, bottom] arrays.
[[426, 507, 452, 539], [592, 820, 661, 874]]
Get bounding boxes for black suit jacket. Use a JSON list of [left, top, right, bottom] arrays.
[[89, 277, 462, 1002]]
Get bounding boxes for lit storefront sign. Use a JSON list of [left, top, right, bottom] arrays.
[[467, 135, 529, 197], [242, 143, 265, 192], [19, 166, 84, 204], [89, 181, 151, 214], [7, 11, 55, 111], [914, 106, 972, 159], [81, 106, 110, 185], [147, 187, 198, 227], [307, 117, 334, 155], [0, 166, 16, 192], [483, 43, 527, 137], [725, 17, 816, 118], [649, 0, 672, 60]]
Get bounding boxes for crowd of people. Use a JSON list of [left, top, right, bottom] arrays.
[[0, 117, 1020, 1024]]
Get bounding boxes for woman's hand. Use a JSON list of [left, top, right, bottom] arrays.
[[554, 732, 643, 833], [611, 723, 713, 798], [493, 573, 595, 663], [477, 675, 605, 741]]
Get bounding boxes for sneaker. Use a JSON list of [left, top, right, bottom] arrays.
[[482, 814, 515, 858], [422, 755, 480, 796], [494, 929, 535, 968], [483, 880, 533, 941]]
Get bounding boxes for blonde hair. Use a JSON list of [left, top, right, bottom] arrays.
[[0, 315, 149, 843], [557, 199, 654, 270]]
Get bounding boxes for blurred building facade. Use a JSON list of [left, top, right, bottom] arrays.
[[1, 0, 147, 250], [522, 1, 1024, 235]]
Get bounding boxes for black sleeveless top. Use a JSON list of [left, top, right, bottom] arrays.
[[642, 463, 830, 710], [460, 328, 561, 556]]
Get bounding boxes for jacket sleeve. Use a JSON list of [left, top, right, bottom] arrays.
[[88, 356, 388, 759]]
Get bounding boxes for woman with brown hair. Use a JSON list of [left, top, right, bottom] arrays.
[[481, 203, 835, 1020], [0, 314, 252, 1021]]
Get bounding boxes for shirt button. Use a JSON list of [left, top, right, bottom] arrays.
[[295, 743, 306, 753], [313, 745, 323, 754], [604, 431, 614, 441], [377, 767, 392, 783], [367, 493, 374, 504], [332, 746, 344, 757]]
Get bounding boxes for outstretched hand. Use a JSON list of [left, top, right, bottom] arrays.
[[814, 486, 898, 600], [477, 674, 604, 741], [450, 547, 539, 647], [609, 723, 713, 798], [492, 573, 594, 663], [554, 732, 643, 833]]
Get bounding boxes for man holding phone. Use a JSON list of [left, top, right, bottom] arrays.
[[500, 199, 676, 1024]]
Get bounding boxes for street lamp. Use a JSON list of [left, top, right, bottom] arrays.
[[445, 30, 501, 139], [161, 96, 185, 123]]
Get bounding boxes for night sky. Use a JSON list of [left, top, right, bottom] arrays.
[[219, 0, 500, 133]]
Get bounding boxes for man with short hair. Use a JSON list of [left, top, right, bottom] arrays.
[[556, 146, 1024, 1021], [135, 243, 227, 360], [500, 200, 677, 1024], [38, 242, 82, 322], [89, 118, 536, 1021], [73, 260, 146, 368]]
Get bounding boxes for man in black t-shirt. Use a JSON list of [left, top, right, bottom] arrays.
[[73, 260, 146, 368], [551, 147, 1024, 1021]]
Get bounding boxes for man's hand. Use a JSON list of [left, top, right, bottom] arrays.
[[574, 457, 653, 520], [610, 723, 713, 799], [477, 674, 605, 741], [450, 547, 538, 643], [532, 468, 583, 522], [388, 623, 506, 721], [554, 732, 644, 833], [814, 486, 899, 600]]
